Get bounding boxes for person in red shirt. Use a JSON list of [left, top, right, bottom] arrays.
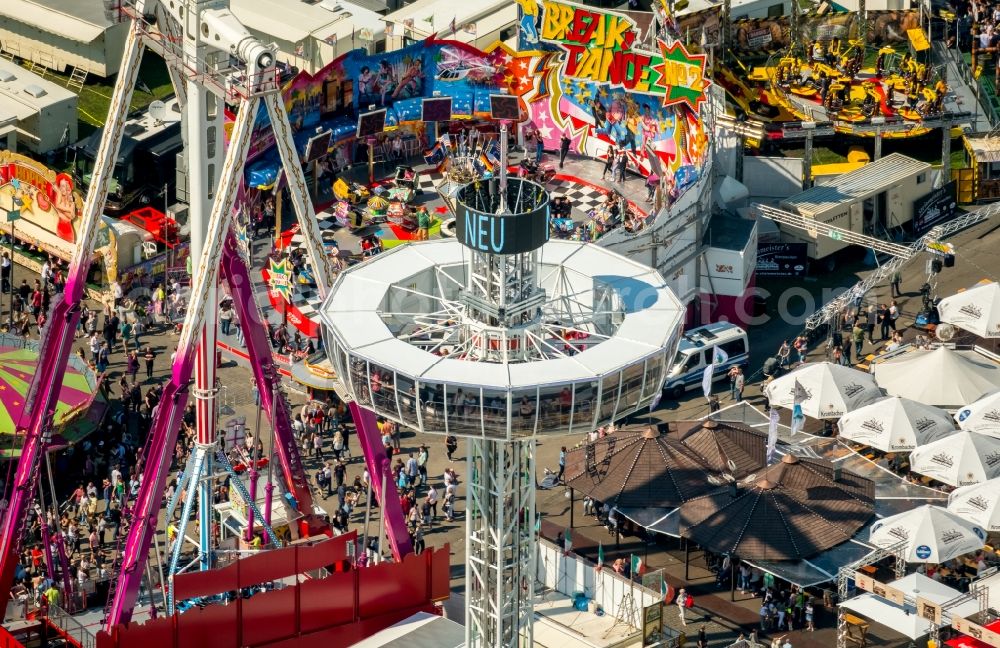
[[30, 289, 42, 318]]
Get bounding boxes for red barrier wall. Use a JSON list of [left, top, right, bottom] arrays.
[[96, 535, 450, 648]]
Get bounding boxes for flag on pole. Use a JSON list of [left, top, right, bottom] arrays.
[[790, 379, 807, 437], [596, 542, 605, 572], [767, 406, 779, 464], [483, 138, 501, 165], [714, 346, 730, 366], [564, 528, 573, 554], [534, 514, 541, 534], [450, 16, 457, 35], [702, 345, 729, 399], [701, 364, 713, 399], [630, 554, 644, 576], [649, 389, 662, 413]]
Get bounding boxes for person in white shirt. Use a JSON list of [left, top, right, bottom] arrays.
[[426, 485, 438, 518]]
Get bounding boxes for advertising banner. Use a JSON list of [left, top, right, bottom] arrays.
[[756, 242, 808, 277], [914, 181, 958, 233]]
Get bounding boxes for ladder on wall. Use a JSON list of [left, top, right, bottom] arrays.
[[67, 66, 88, 91]]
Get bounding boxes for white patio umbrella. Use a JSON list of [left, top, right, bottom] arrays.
[[763, 362, 882, 419], [955, 389, 1000, 437], [938, 281, 1000, 338], [869, 504, 986, 563], [838, 396, 955, 452], [870, 346, 1000, 409], [909, 431, 1000, 487], [948, 477, 1000, 532]]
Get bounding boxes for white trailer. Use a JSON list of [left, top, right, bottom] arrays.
[[0, 57, 77, 154], [777, 153, 933, 261]]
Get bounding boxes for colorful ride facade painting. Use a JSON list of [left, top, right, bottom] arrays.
[[241, 13, 710, 201]]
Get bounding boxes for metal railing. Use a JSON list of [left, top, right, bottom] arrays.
[[44, 603, 96, 648]]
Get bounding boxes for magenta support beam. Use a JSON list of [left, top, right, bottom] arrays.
[[219, 233, 319, 531], [54, 532, 73, 611], [348, 402, 413, 561], [0, 298, 83, 604], [38, 510, 55, 586], [105, 337, 198, 627]]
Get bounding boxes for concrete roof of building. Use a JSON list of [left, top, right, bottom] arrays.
[[0, 0, 114, 43], [384, 0, 516, 39], [230, 0, 386, 45], [0, 58, 77, 119]]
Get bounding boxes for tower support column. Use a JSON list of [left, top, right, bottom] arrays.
[[465, 438, 536, 648]]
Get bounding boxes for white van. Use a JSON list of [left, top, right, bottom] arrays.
[[662, 323, 750, 398]]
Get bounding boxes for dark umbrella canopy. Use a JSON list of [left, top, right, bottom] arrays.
[[678, 454, 876, 561], [564, 421, 766, 509]]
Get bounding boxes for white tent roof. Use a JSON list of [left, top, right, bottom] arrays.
[[871, 347, 1000, 409], [840, 573, 981, 640]]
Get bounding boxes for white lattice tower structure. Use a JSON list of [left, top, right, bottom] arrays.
[[320, 127, 684, 646]]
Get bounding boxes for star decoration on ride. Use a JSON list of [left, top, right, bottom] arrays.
[[267, 258, 293, 302], [654, 39, 711, 111]]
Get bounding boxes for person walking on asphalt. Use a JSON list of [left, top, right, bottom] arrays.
[[878, 303, 891, 341], [677, 588, 689, 626], [852, 322, 865, 359]]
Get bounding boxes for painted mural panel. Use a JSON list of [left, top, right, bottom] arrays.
[[243, 24, 710, 200]]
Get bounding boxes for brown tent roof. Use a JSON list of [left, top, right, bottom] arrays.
[[763, 453, 875, 508], [678, 454, 875, 561], [665, 419, 768, 478], [564, 421, 766, 509]]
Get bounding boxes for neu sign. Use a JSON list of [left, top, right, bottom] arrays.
[[456, 205, 551, 255]]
